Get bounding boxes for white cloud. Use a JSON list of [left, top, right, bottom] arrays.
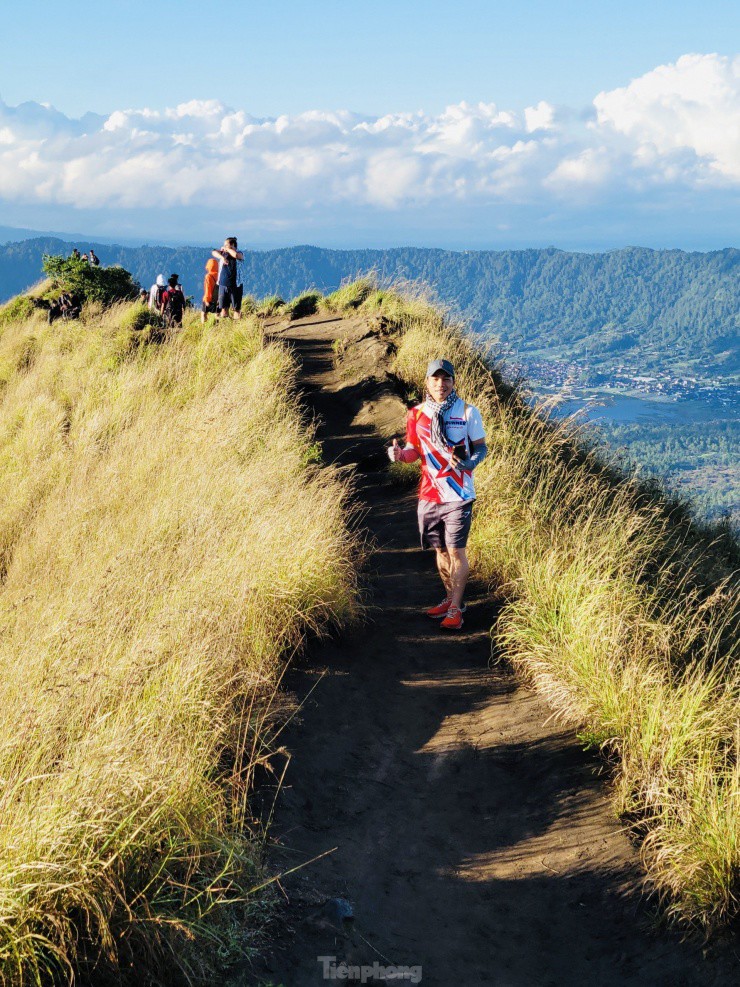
[[524, 101, 556, 133], [365, 151, 423, 207], [0, 97, 557, 212], [0, 54, 738, 245], [593, 53, 740, 182], [547, 147, 614, 190]]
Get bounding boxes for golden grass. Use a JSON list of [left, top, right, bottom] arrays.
[[0, 302, 359, 982], [348, 279, 740, 930]]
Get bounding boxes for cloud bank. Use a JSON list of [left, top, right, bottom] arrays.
[[1, 53, 738, 247]]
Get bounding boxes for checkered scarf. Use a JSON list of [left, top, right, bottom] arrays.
[[425, 390, 458, 449]]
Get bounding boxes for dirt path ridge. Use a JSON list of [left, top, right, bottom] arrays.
[[242, 315, 735, 987]]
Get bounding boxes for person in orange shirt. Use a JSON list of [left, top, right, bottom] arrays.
[[201, 257, 219, 323]]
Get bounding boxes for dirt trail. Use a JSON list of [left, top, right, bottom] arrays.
[[243, 315, 735, 987]]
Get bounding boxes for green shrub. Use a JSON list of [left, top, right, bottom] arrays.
[[257, 295, 285, 317], [325, 276, 375, 312], [42, 255, 140, 307], [118, 302, 163, 332], [287, 291, 321, 320]]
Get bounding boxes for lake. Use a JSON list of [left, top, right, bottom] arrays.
[[534, 390, 737, 427]]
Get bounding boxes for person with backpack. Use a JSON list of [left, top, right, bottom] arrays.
[[88, 249, 100, 267], [160, 274, 185, 328], [387, 359, 487, 631], [148, 274, 166, 311]]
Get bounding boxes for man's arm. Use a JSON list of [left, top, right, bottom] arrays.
[[451, 436, 487, 471], [388, 438, 420, 463], [451, 404, 487, 470], [388, 408, 422, 463]]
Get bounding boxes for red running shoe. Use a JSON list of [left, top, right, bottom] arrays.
[[440, 606, 464, 630], [426, 596, 451, 618], [426, 599, 467, 618]]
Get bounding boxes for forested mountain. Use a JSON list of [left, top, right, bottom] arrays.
[[1, 235, 736, 522], [1, 238, 737, 375]]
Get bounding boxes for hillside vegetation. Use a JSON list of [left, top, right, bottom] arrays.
[[0, 268, 738, 983], [0, 292, 358, 982], [1, 239, 737, 373], [320, 278, 740, 929]]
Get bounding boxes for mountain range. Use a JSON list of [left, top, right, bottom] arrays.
[[1, 236, 738, 379]]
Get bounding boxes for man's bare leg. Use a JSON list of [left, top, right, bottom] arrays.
[[434, 548, 453, 599], [447, 547, 470, 610]]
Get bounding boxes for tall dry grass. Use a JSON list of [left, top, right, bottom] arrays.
[[342, 279, 740, 930], [0, 300, 358, 982]]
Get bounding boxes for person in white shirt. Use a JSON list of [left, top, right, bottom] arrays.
[[148, 274, 166, 311]]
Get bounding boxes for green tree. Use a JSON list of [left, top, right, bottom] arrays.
[[42, 254, 139, 306]]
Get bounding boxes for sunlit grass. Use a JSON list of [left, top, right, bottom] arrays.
[[0, 301, 359, 981]]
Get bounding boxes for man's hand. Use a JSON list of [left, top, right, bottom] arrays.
[[450, 439, 487, 471], [388, 439, 420, 464], [388, 438, 403, 462]]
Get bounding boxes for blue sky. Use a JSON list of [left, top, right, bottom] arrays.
[[0, 1, 738, 249]]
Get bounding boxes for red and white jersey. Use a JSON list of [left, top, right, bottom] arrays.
[[406, 397, 485, 503]]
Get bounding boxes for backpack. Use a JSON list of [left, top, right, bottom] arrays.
[[164, 286, 184, 318]]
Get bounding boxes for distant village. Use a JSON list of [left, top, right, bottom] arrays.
[[518, 357, 737, 407]]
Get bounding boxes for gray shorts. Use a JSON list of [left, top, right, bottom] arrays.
[[418, 500, 474, 550]]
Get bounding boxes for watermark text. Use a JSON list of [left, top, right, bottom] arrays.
[[318, 955, 422, 983]]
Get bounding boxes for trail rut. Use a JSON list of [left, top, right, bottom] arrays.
[[242, 315, 735, 987]]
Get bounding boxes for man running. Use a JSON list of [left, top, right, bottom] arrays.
[[388, 359, 487, 630]]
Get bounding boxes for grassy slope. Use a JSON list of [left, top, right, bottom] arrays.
[[322, 279, 740, 930], [2, 270, 739, 985], [0, 299, 358, 983]]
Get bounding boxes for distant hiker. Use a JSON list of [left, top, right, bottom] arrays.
[[387, 359, 487, 631], [62, 291, 81, 319], [212, 236, 244, 319], [160, 274, 185, 328], [89, 249, 99, 267], [48, 290, 81, 325], [71, 247, 80, 261], [81, 253, 88, 263], [148, 274, 166, 311], [201, 257, 219, 323], [138, 288, 148, 305]]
